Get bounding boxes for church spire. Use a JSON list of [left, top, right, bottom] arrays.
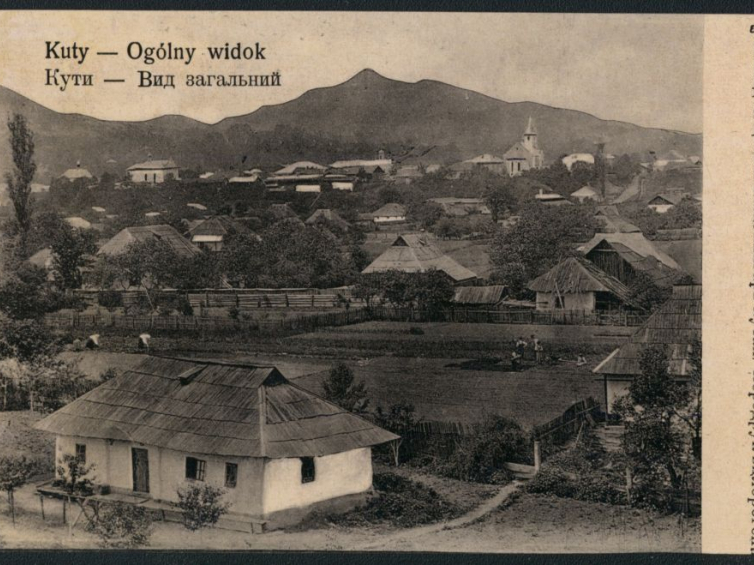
[[524, 116, 537, 136]]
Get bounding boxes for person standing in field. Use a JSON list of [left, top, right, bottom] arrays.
[[515, 336, 527, 358], [532, 335, 543, 364]]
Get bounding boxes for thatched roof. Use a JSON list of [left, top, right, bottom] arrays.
[[371, 203, 406, 218], [35, 357, 398, 458], [528, 257, 632, 303], [594, 285, 701, 377], [98, 225, 199, 258], [306, 209, 350, 230], [362, 234, 477, 282], [579, 232, 681, 270], [453, 285, 506, 305], [586, 240, 681, 288]]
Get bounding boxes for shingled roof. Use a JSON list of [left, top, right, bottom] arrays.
[[579, 232, 682, 271], [97, 225, 199, 258], [362, 234, 477, 282], [188, 216, 249, 240], [528, 257, 633, 304], [594, 285, 701, 377], [35, 357, 398, 459]]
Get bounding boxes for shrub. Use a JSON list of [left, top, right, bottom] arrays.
[[97, 290, 123, 310], [330, 473, 459, 528], [408, 326, 424, 335], [176, 483, 230, 531], [176, 295, 194, 317], [87, 502, 153, 548], [526, 467, 577, 498], [228, 306, 240, 320], [54, 453, 95, 495]]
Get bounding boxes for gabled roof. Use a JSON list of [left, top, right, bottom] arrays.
[[305, 209, 350, 230], [587, 240, 681, 287], [528, 257, 633, 304], [594, 285, 701, 377], [188, 216, 248, 240], [453, 285, 506, 305], [98, 225, 199, 258], [362, 234, 477, 282], [127, 159, 178, 171], [571, 186, 602, 201], [595, 215, 641, 234], [649, 192, 686, 206], [579, 232, 682, 270], [503, 142, 533, 161], [372, 203, 406, 218], [34, 356, 398, 458], [273, 161, 326, 175]]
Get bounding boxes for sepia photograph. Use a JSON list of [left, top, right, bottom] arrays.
[[0, 11, 702, 553]]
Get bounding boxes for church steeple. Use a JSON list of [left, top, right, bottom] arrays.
[[523, 116, 538, 152]]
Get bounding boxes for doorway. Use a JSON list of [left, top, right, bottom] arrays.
[[131, 448, 150, 493]]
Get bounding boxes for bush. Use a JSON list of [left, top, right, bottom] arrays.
[[408, 326, 424, 335], [176, 295, 194, 317], [228, 306, 240, 320], [97, 290, 123, 310], [330, 473, 459, 528], [87, 502, 153, 548], [176, 483, 230, 531]]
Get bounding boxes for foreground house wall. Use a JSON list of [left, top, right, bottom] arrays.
[[535, 291, 596, 312], [262, 447, 373, 518]]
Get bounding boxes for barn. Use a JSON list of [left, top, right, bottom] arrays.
[[593, 284, 701, 413], [528, 257, 635, 313], [34, 357, 399, 531]]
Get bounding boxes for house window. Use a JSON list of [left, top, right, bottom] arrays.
[[144, 173, 148, 182], [75, 443, 86, 464], [300, 457, 315, 484], [185, 457, 206, 481], [225, 463, 238, 488]]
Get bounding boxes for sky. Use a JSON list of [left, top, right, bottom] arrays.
[[0, 12, 703, 133]]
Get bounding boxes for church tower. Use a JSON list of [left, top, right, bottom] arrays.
[[522, 116, 538, 153]]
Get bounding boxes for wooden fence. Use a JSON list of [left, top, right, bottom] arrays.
[[533, 397, 600, 457]]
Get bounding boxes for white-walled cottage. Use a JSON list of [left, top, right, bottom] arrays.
[[35, 357, 399, 531]]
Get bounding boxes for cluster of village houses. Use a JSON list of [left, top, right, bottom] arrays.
[[17, 117, 702, 533]]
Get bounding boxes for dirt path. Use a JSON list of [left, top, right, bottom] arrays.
[[353, 480, 523, 550]]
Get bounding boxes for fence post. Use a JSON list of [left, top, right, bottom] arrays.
[[533, 440, 541, 472]]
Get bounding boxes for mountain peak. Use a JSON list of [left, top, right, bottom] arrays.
[[345, 68, 391, 84]]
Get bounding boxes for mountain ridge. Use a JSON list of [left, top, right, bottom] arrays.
[[0, 69, 701, 181]]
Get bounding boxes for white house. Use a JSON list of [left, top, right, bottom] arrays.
[[647, 192, 685, 214], [35, 357, 399, 531], [127, 159, 180, 184], [561, 153, 595, 171], [370, 203, 407, 224], [295, 184, 322, 193]]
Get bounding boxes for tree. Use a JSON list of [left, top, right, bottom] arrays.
[[0, 264, 65, 319], [5, 114, 37, 248], [490, 202, 598, 297], [374, 402, 419, 465], [50, 224, 98, 289], [408, 201, 443, 230], [55, 453, 95, 495], [484, 182, 516, 223], [176, 483, 230, 531], [614, 346, 698, 509], [322, 363, 369, 413], [0, 455, 33, 525]]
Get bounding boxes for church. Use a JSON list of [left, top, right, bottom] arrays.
[[503, 117, 545, 177]]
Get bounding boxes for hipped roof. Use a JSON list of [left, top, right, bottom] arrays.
[[128, 160, 178, 171], [453, 285, 506, 305], [528, 256, 633, 304], [188, 216, 248, 239], [594, 285, 701, 377], [306, 209, 350, 230], [98, 225, 199, 258], [371, 203, 406, 218], [362, 234, 477, 282], [34, 356, 398, 458]]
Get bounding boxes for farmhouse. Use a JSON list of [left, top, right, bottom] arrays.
[[306, 209, 350, 232], [594, 284, 701, 413], [455, 154, 506, 176], [98, 225, 199, 258], [34, 357, 399, 531], [528, 257, 634, 313], [571, 185, 603, 203], [503, 117, 545, 177], [60, 162, 94, 182], [370, 203, 407, 224], [187, 216, 250, 252], [273, 161, 326, 176], [580, 232, 683, 287], [428, 197, 491, 217], [648, 192, 685, 214], [362, 234, 477, 283], [534, 189, 572, 206], [127, 159, 180, 184]]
